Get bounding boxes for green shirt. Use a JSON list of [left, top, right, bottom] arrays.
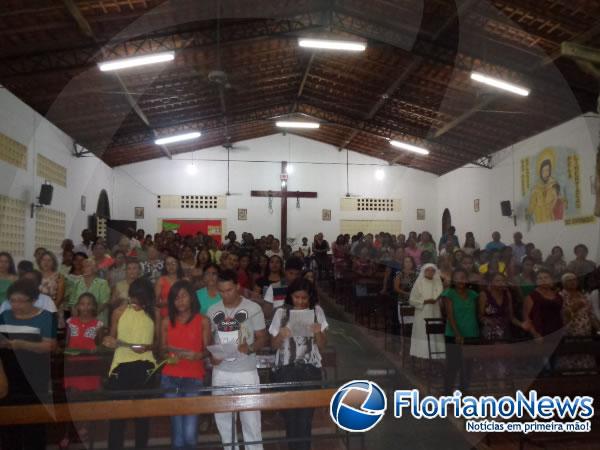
[[443, 288, 479, 338], [69, 277, 111, 324], [0, 278, 14, 304], [196, 287, 222, 315]]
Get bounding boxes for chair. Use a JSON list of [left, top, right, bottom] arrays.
[[424, 318, 446, 392], [398, 303, 415, 367], [353, 279, 379, 326], [321, 346, 338, 381]]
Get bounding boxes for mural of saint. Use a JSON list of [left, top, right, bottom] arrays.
[[527, 148, 564, 223]]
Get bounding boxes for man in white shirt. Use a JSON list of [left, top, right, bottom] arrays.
[[207, 270, 267, 450], [262, 257, 303, 319], [73, 229, 94, 257]]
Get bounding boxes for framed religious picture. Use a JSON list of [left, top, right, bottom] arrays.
[[474, 199, 480, 212], [322, 209, 331, 221], [134, 206, 144, 219], [417, 208, 425, 220], [238, 208, 247, 221]]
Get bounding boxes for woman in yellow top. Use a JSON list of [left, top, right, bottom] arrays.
[[103, 277, 157, 450]]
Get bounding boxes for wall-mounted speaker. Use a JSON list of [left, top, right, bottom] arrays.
[[500, 200, 512, 217], [39, 183, 53, 205]]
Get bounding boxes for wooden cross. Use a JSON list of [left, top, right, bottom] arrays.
[[251, 161, 317, 245]]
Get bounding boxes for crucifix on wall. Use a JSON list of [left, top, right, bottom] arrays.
[[251, 161, 317, 245]]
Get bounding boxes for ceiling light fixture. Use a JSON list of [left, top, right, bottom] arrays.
[[286, 164, 294, 174], [98, 51, 175, 72], [298, 38, 366, 52], [275, 121, 320, 129], [375, 169, 385, 180], [390, 140, 430, 155], [470, 71, 530, 96], [186, 163, 198, 175], [154, 131, 201, 146]]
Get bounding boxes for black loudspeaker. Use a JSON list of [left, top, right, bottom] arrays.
[[39, 184, 53, 205], [500, 200, 512, 217]]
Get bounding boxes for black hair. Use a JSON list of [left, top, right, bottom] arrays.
[[203, 262, 220, 274], [7, 279, 39, 302], [162, 255, 185, 279], [284, 278, 319, 309], [218, 269, 238, 284], [75, 292, 98, 315], [22, 269, 43, 286], [574, 244, 588, 254], [536, 268, 554, 280], [17, 260, 34, 274], [267, 255, 284, 277], [485, 271, 506, 285], [285, 256, 304, 272], [128, 277, 156, 320], [70, 252, 89, 274], [450, 268, 469, 289], [167, 280, 199, 327], [0, 252, 16, 275]]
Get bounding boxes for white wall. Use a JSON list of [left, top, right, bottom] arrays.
[[435, 114, 600, 258], [113, 134, 439, 243], [0, 88, 114, 258], [5, 83, 595, 260]]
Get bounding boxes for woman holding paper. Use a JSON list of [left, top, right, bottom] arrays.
[[270, 278, 328, 450], [161, 280, 211, 449]]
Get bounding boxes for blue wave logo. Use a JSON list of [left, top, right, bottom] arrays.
[[330, 380, 387, 432]]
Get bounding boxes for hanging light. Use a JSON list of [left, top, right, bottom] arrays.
[[298, 38, 366, 52], [154, 131, 201, 145], [98, 51, 175, 72], [186, 163, 198, 175], [276, 121, 320, 129], [470, 71, 530, 96], [390, 140, 430, 155]]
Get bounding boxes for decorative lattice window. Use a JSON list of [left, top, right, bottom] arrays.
[[157, 195, 225, 209], [96, 217, 107, 238], [0, 133, 27, 170], [37, 154, 67, 187], [0, 195, 26, 256], [340, 197, 401, 212], [35, 208, 66, 255]]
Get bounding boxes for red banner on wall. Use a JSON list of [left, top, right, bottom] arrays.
[[161, 219, 222, 245]]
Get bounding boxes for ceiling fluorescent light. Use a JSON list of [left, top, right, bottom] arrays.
[[390, 140, 430, 155], [470, 72, 530, 96], [298, 39, 366, 52], [99, 51, 175, 72], [154, 131, 201, 145], [275, 121, 320, 129]]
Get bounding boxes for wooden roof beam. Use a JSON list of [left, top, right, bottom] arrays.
[[291, 52, 315, 113], [337, 0, 480, 154], [430, 18, 600, 143], [61, 0, 171, 159]]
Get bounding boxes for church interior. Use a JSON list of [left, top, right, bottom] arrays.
[[1, 1, 600, 449]]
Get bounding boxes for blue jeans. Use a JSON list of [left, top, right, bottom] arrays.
[[161, 375, 204, 449]]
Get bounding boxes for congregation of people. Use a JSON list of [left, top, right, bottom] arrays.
[[0, 229, 329, 450], [330, 227, 600, 395], [0, 225, 599, 449]]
